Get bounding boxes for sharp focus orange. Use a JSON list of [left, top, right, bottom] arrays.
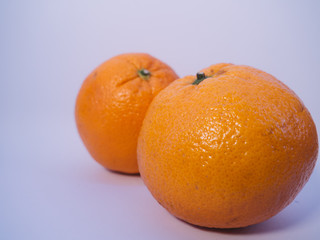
[[137, 63, 318, 228], [75, 53, 178, 173]]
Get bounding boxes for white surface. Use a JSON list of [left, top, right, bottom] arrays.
[[1, 0, 320, 239]]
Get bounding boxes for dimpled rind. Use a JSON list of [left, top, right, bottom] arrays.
[[137, 63, 318, 228]]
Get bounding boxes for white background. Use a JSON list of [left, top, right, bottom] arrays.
[[1, 0, 320, 239]]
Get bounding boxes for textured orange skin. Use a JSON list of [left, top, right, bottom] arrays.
[[75, 53, 178, 173], [137, 63, 318, 228]]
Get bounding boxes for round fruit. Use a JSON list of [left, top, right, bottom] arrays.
[[137, 63, 318, 228], [75, 53, 178, 173]]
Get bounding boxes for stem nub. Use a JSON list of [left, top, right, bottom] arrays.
[[192, 72, 207, 85], [138, 69, 151, 80]]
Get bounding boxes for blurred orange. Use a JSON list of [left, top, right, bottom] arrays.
[[75, 53, 178, 173]]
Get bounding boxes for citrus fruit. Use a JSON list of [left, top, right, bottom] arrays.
[[137, 63, 318, 228], [75, 53, 178, 173]]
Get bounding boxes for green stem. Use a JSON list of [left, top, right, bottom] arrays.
[[138, 69, 151, 80], [192, 72, 207, 85]]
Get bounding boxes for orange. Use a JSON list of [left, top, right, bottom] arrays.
[[137, 63, 318, 228], [75, 53, 178, 173]]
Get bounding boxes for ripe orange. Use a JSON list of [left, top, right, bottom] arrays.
[[137, 63, 318, 228], [75, 53, 178, 173]]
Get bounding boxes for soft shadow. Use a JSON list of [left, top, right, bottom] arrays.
[[181, 168, 320, 235], [106, 168, 140, 177], [78, 162, 142, 186]]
